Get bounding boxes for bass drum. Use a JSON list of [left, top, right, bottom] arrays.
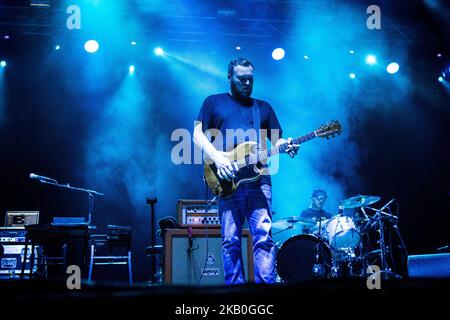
[[276, 234, 332, 283]]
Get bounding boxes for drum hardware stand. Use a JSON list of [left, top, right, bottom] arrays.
[[366, 200, 402, 280], [312, 216, 327, 278]]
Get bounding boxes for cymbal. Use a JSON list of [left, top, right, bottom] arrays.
[[272, 216, 317, 230], [340, 195, 381, 209]]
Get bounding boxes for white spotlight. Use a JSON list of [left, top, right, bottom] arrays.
[[272, 48, 285, 61], [365, 54, 377, 65], [55, 45, 61, 50], [438, 76, 444, 82], [303, 55, 309, 60], [154, 47, 164, 56], [0, 60, 6, 68], [129, 65, 135, 74], [84, 40, 99, 53], [349, 73, 356, 79], [386, 62, 399, 74]]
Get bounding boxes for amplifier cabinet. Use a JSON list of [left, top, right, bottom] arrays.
[[164, 228, 254, 285]]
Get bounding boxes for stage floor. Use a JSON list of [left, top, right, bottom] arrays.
[[1, 278, 448, 317]]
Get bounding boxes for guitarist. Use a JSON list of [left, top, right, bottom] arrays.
[[193, 57, 299, 284]]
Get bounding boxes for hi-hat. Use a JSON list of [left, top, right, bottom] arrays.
[[341, 195, 381, 209]]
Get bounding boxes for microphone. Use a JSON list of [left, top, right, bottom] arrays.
[[29, 173, 57, 183]]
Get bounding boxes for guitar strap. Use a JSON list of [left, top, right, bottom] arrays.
[[252, 100, 261, 162], [252, 100, 261, 147]]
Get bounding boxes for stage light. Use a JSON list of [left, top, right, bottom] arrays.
[[236, 46, 241, 50], [365, 54, 377, 65], [84, 40, 99, 53], [131, 41, 137, 46], [154, 47, 164, 56], [303, 55, 309, 60], [272, 48, 285, 60], [4, 35, 10, 40], [437, 53, 442, 58], [386, 62, 399, 74], [129, 65, 135, 74], [55, 45, 61, 50], [438, 76, 444, 82], [349, 73, 356, 79], [349, 50, 355, 54], [0, 61, 6, 68]]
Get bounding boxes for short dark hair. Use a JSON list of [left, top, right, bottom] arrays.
[[312, 189, 327, 198], [227, 57, 254, 76]]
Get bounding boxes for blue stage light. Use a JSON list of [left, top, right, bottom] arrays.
[[386, 62, 399, 74], [129, 65, 135, 74], [154, 47, 164, 56], [84, 40, 99, 53], [303, 55, 309, 60], [349, 50, 355, 54], [55, 45, 61, 50], [131, 41, 137, 46], [0, 61, 6, 68], [438, 76, 444, 82], [365, 54, 377, 65], [349, 73, 356, 79], [272, 48, 285, 60]]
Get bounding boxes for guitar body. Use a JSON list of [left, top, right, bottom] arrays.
[[204, 141, 264, 198]]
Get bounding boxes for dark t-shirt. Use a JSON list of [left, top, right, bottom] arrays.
[[300, 208, 332, 220], [197, 93, 283, 185]]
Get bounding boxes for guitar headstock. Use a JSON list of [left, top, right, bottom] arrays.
[[316, 120, 342, 139]]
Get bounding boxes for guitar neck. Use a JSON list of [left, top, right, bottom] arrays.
[[250, 131, 317, 163]]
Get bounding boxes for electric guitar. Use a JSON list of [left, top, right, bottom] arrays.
[[203, 120, 342, 198]]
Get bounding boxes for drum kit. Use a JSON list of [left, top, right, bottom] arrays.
[[273, 195, 406, 283]]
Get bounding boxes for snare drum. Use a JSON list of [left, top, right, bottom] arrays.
[[325, 215, 360, 250]]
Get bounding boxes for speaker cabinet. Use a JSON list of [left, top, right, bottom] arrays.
[[164, 228, 254, 285], [407, 253, 450, 278]]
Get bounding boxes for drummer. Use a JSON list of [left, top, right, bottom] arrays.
[[300, 189, 333, 233]]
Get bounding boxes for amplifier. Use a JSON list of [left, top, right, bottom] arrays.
[[164, 228, 254, 285], [177, 199, 220, 228]]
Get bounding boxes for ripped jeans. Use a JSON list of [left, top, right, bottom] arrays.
[[219, 180, 276, 284]]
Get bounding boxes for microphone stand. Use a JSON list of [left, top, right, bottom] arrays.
[[33, 178, 104, 226], [146, 196, 158, 285]]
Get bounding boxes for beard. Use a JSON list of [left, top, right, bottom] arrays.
[[231, 81, 252, 100]]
